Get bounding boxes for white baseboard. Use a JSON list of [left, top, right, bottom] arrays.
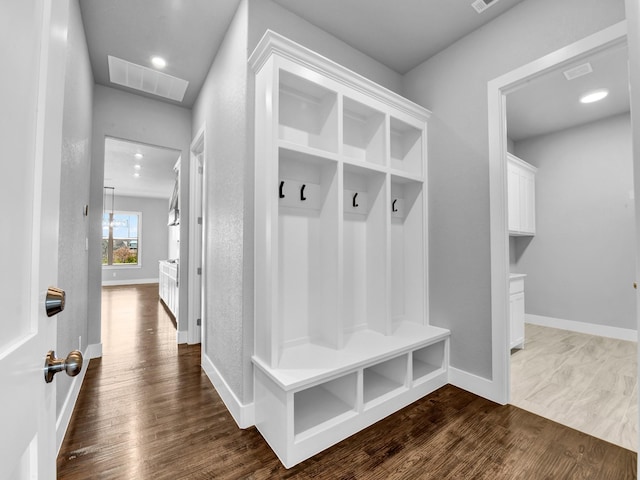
[[56, 343, 100, 454], [101, 278, 159, 286], [177, 330, 188, 344], [526, 314, 637, 342], [448, 367, 503, 404], [86, 342, 102, 359], [201, 354, 254, 428]]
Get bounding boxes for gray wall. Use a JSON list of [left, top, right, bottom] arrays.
[[512, 114, 635, 330], [191, 0, 405, 405], [402, 0, 626, 378], [101, 195, 169, 285], [89, 85, 191, 343], [57, 0, 93, 417]]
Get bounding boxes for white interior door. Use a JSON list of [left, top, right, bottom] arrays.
[[0, 1, 69, 478]]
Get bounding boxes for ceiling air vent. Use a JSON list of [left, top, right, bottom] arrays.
[[472, 0, 501, 13], [563, 62, 593, 81], [108, 55, 189, 102]]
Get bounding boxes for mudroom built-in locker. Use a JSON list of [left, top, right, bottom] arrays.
[[250, 32, 450, 467]]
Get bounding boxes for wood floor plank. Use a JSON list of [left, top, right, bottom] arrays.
[[57, 284, 636, 479]]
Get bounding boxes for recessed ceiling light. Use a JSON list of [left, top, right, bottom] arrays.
[[134, 153, 143, 159], [134, 164, 141, 170], [133, 172, 140, 178], [151, 56, 166, 69], [580, 89, 609, 104]]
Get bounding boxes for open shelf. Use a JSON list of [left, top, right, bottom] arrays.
[[390, 117, 422, 176], [343, 164, 387, 336], [390, 176, 425, 324], [343, 97, 385, 165], [278, 149, 340, 351], [279, 70, 338, 153], [294, 373, 357, 440], [412, 341, 445, 383], [363, 355, 408, 407]]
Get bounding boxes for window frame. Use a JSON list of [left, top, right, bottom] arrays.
[[102, 209, 142, 269]]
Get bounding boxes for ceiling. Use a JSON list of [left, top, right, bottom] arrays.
[[82, 0, 629, 195], [104, 137, 180, 199], [507, 42, 630, 142]]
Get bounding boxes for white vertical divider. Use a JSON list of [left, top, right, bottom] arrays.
[[336, 94, 345, 350], [253, 57, 281, 368], [383, 115, 393, 335]]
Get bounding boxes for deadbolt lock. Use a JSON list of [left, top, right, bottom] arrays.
[[45, 286, 65, 317]]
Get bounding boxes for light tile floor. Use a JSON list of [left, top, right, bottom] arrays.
[[510, 323, 637, 451]]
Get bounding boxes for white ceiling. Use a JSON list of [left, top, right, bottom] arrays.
[[81, 0, 630, 195], [79, 0, 242, 107], [507, 42, 630, 142], [104, 137, 180, 199], [271, 0, 527, 74]]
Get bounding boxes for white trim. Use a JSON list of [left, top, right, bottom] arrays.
[[101, 277, 158, 286], [188, 125, 205, 345], [56, 343, 100, 454], [526, 314, 637, 342], [201, 353, 255, 428], [448, 367, 502, 404], [176, 329, 188, 344], [487, 22, 627, 405], [248, 30, 431, 122]]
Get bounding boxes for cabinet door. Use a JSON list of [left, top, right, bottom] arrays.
[[509, 292, 525, 349], [520, 172, 535, 234], [507, 164, 521, 233]]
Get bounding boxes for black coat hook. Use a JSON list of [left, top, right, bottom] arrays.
[[352, 192, 359, 208], [392, 199, 398, 212], [279, 181, 285, 199], [300, 184, 307, 201]]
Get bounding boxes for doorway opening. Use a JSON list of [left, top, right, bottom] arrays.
[[489, 21, 636, 448]]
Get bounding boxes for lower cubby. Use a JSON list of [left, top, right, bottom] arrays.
[[253, 330, 449, 468], [294, 373, 357, 440], [412, 342, 446, 384], [363, 355, 407, 408]]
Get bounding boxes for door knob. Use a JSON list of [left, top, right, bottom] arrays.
[[45, 286, 65, 317], [44, 350, 83, 383]]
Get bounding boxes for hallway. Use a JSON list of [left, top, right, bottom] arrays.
[[57, 285, 636, 479]]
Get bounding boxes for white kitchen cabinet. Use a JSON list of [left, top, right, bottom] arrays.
[[250, 31, 449, 468], [509, 274, 526, 349], [507, 153, 536, 236], [159, 260, 179, 319]]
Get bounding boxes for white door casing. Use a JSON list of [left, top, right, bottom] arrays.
[[487, 22, 628, 404], [0, 0, 69, 478], [189, 126, 205, 345]]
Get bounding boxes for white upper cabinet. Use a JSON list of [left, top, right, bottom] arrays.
[[507, 153, 537, 236]]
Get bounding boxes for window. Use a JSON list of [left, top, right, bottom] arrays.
[[102, 211, 141, 266]]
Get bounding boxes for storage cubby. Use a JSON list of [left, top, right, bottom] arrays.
[[294, 373, 358, 439], [342, 97, 385, 165], [390, 176, 425, 325], [363, 355, 408, 407], [279, 70, 338, 153], [342, 164, 387, 336], [278, 149, 340, 351], [412, 341, 445, 383], [390, 117, 422, 176]]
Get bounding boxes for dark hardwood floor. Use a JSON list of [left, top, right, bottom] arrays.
[[57, 284, 636, 479]]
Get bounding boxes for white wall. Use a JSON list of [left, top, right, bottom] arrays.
[[57, 0, 93, 417], [512, 114, 635, 330], [89, 85, 191, 344], [402, 0, 626, 378], [101, 195, 169, 285]]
